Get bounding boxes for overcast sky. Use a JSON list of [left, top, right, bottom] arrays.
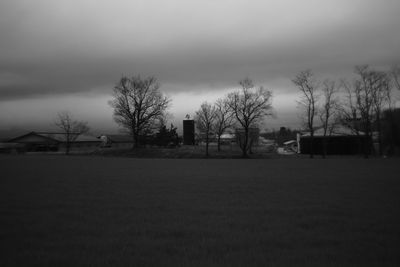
[[1, 0, 400, 134]]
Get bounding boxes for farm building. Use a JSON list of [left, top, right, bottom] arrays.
[[0, 142, 25, 154], [219, 133, 236, 144], [7, 131, 101, 152], [299, 126, 369, 155]]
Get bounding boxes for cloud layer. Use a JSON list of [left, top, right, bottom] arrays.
[[1, 0, 400, 131], [1, 0, 400, 100]]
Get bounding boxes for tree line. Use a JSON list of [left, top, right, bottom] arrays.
[[108, 75, 273, 158], [293, 65, 400, 158], [53, 64, 400, 157], [194, 78, 273, 158]]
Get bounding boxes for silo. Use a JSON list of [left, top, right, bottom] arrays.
[[183, 120, 195, 145]]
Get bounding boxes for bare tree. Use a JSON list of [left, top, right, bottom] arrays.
[[109, 75, 170, 148], [213, 98, 234, 152], [292, 70, 319, 158], [54, 111, 90, 155], [195, 102, 217, 157], [371, 70, 392, 156], [319, 79, 339, 158], [383, 71, 397, 155], [340, 65, 388, 158], [339, 79, 361, 133], [227, 78, 273, 158], [350, 66, 374, 157], [391, 64, 400, 90], [355, 65, 389, 157], [338, 78, 367, 157]]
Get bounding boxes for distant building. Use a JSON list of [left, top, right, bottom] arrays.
[[299, 125, 369, 155], [7, 131, 101, 153], [0, 142, 25, 154], [219, 133, 235, 144]]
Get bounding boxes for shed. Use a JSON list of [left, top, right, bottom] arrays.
[[299, 125, 369, 155]]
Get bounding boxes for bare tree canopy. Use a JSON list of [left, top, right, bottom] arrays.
[[319, 80, 339, 134], [391, 64, 400, 90], [214, 98, 234, 152], [372, 70, 392, 155], [227, 78, 273, 158], [54, 111, 90, 154], [109, 75, 171, 148], [195, 102, 216, 157], [338, 65, 393, 157], [319, 79, 339, 158], [292, 70, 319, 158], [339, 79, 360, 134]]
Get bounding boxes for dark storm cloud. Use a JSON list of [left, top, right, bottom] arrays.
[[1, 0, 400, 101]]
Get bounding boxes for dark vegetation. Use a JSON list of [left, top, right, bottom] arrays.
[[1, 155, 399, 266], [292, 65, 400, 158], [151, 123, 180, 147], [292, 70, 318, 158]]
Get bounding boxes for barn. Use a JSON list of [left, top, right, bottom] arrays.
[[8, 131, 101, 153], [299, 126, 369, 155]]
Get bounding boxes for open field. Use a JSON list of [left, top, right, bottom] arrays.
[[90, 144, 278, 159], [1, 155, 399, 266]]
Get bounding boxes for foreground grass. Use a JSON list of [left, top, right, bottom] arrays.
[[0, 156, 399, 266]]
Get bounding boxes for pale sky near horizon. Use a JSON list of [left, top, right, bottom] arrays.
[[1, 0, 400, 134]]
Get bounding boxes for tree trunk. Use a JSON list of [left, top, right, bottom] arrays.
[[65, 133, 70, 155], [364, 120, 371, 158], [309, 130, 314, 158], [242, 128, 249, 158], [65, 141, 70, 155], [133, 130, 140, 149], [376, 114, 383, 156], [217, 135, 221, 152], [364, 134, 370, 159], [205, 131, 209, 157]]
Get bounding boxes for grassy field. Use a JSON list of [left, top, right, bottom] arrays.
[[0, 155, 399, 266], [90, 144, 278, 158]]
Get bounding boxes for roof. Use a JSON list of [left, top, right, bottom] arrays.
[[36, 132, 77, 142], [7, 131, 56, 143], [8, 131, 100, 143], [36, 132, 100, 142], [220, 133, 235, 139], [301, 125, 365, 137]]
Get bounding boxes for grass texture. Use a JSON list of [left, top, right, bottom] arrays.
[[0, 155, 399, 266]]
